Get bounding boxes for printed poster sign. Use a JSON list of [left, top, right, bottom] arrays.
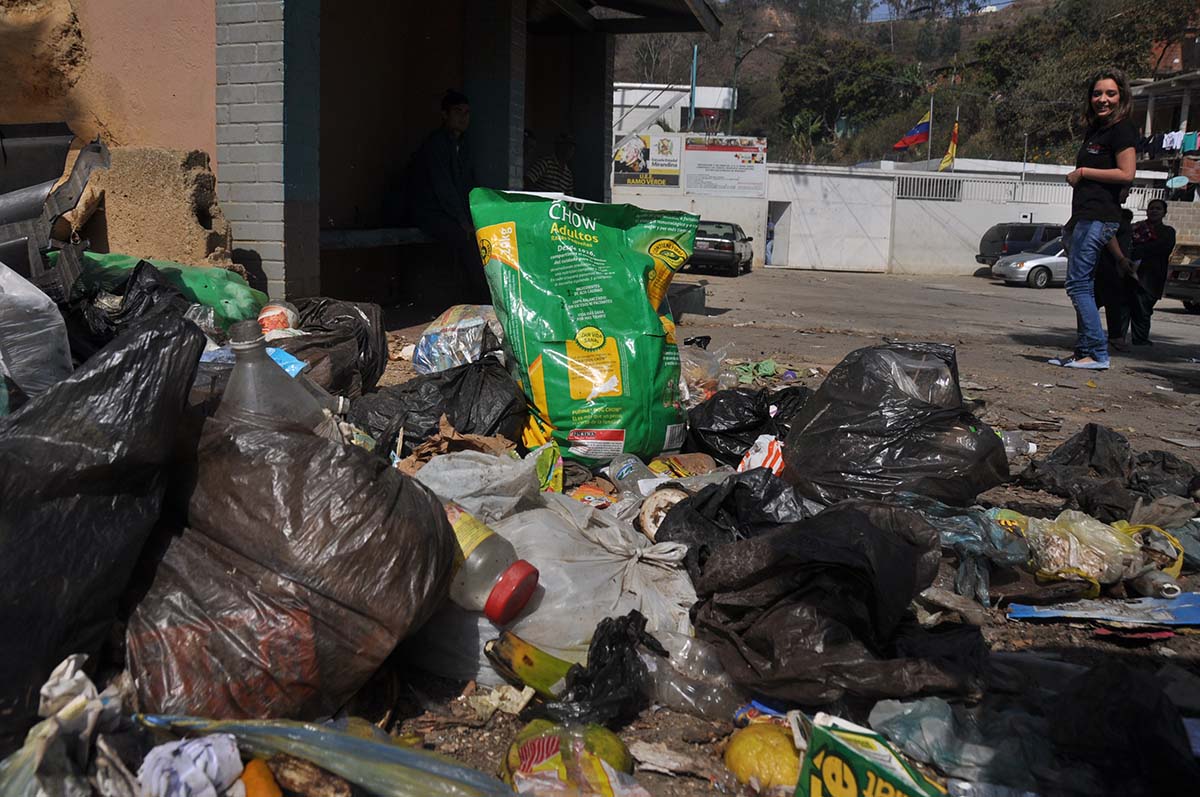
[[683, 136, 767, 198], [613, 134, 681, 189]]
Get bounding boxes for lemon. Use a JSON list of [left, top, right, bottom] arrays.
[[724, 723, 801, 791]]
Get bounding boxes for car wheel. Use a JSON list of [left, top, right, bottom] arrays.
[[1027, 267, 1051, 289], [740, 256, 752, 273], [725, 258, 740, 277], [1185, 300, 1200, 314]]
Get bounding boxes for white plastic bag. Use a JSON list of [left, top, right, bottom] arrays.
[[411, 452, 697, 683], [0, 261, 72, 401]]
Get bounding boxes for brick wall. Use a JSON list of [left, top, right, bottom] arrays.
[[215, 0, 319, 299]]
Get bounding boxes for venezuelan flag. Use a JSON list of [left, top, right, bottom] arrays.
[[892, 111, 931, 151]]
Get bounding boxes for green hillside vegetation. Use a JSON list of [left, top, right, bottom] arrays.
[[613, 0, 1196, 165]]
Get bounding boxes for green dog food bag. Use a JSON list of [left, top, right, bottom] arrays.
[[470, 188, 697, 464]]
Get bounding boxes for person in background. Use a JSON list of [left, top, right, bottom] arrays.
[[1125, 198, 1177, 346], [408, 90, 489, 302], [1048, 68, 1137, 370], [525, 134, 576, 195], [1095, 206, 1135, 350]]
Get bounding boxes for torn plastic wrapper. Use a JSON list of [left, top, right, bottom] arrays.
[[413, 304, 505, 374]]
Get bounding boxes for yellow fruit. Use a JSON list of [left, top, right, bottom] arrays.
[[724, 723, 801, 791]]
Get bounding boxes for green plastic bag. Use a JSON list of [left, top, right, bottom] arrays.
[[469, 188, 696, 464], [57, 251, 267, 329]]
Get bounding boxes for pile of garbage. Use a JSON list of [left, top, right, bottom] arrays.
[[3, 183, 1199, 797]]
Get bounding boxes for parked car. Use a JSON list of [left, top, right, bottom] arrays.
[[991, 237, 1067, 288], [1164, 258, 1200, 313], [690, 220, 753, 276], [976, 222, 1063, 266]]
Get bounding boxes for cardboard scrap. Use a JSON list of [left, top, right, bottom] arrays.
[[396, 415, 516, 475]]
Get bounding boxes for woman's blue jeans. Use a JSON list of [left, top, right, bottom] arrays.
[[1065, 219, 1119, 362]]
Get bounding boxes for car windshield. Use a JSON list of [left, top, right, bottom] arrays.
[[1035, 237, 1063, 255], [697, 222, 735, 239]]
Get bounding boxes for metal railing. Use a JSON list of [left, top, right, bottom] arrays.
[[896, 173, 1165, 208]]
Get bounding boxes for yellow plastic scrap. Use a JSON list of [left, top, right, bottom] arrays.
[[991, 509, 1142, 596], [724, 723, 801, 793], [1112, 521, 1185, 579]]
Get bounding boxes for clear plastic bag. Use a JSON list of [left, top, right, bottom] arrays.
[[0, 261, 72, 402], [989, 509, 1142, 588], [413, 305, 505, 375], [639, 630, 744, 720]]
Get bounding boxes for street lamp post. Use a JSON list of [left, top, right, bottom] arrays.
[[727, 30, 775, 136]]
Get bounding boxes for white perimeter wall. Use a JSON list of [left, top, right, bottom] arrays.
[[890, 200, 1071, 275], [611, 189, 768, 268], [767, 167, 893, 272]]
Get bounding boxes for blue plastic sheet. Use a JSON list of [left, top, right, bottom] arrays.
[[1007, 593, 1200, 625], [200, 346, 307, 378], [137, 716, 509, 797]]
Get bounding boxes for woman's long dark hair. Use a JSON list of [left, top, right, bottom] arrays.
[[1081, 68, 1132, 128]]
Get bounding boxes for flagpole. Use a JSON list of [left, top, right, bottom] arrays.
[[926, 94, 934, 170]]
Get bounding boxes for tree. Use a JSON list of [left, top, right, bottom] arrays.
[[778, 37, 921, 141]]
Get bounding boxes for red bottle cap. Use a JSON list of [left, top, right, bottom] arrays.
[[484, 559, 540, 625]]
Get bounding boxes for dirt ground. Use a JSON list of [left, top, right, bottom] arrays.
[[375, 267, 1200, 795]]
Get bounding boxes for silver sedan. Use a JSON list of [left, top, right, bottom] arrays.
[[991, 237, 1066, 289]]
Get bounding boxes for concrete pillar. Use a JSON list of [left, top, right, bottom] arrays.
[[1145, 95, 1156, 136], [216, 0, 319, 299], [1182, 87, 1192, 133], [463, 0, 526, 191], [569, 32, 614, 202]]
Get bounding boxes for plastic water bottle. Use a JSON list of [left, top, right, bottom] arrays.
[[1000, 431, 1037, 458], [444, 502, 539, 625], [606, 454, 659, 496], [217, 320, 333, 435]]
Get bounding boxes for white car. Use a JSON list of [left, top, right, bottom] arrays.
[[991, 237, 1067, 289], [689, 220, 753, 277]]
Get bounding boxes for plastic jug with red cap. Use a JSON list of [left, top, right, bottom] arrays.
[[443, 501, 539, 625]]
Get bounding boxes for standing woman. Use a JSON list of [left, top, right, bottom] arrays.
[[1050, 69, 1137, 370]]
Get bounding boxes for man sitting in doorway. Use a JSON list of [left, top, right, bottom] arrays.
[[408, 90, 489, 302], [525, 133, 576, 195]]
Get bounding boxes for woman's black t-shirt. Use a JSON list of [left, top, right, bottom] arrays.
[[1072, 119, 1137, 223]]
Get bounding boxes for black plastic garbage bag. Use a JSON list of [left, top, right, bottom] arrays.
[[0, 314, 203, 756], [684, 386, 811, 465], [691, 501, 985, 705], [544, 611, 668, 727], [272, 330, 366, 398], [1021, 424, 1198, 522], [349, 357, 528, 456], [656, 468, 818, 582], [782, 343, 1007, 506], [293, 297, 387, 392], [62, 261, 195, 363], [126, 414, 457, 720]]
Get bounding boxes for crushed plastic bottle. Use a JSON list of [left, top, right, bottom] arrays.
[[1000, 430, 1037, 458], [444, 501, 539, 625], [606, 454, 659, 496]]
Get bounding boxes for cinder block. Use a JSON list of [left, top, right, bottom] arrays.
[[257, 2, 284, 22], [216, 4, 257, 24], [256, 123, 283, 143], [257, 162, 283, 181], [237, 221, 286, 242], [231, 103, 283, 124], [216, 123, 256, 144], [261, 259, 286, 281], [256, 202, 285, 222], [216, 43, 256, 65], [237, 240, 286, 262], [216, 163, 257, 183], [221, 201, 260, 222], [226, 22, 274, 44], [229, 63, 284, 83], [257, 43, 284, 63], [217, 142, 283, 163], [216, 66, 230, 85], [266, 278, 287, 299], [231, 182, 285, 202]]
